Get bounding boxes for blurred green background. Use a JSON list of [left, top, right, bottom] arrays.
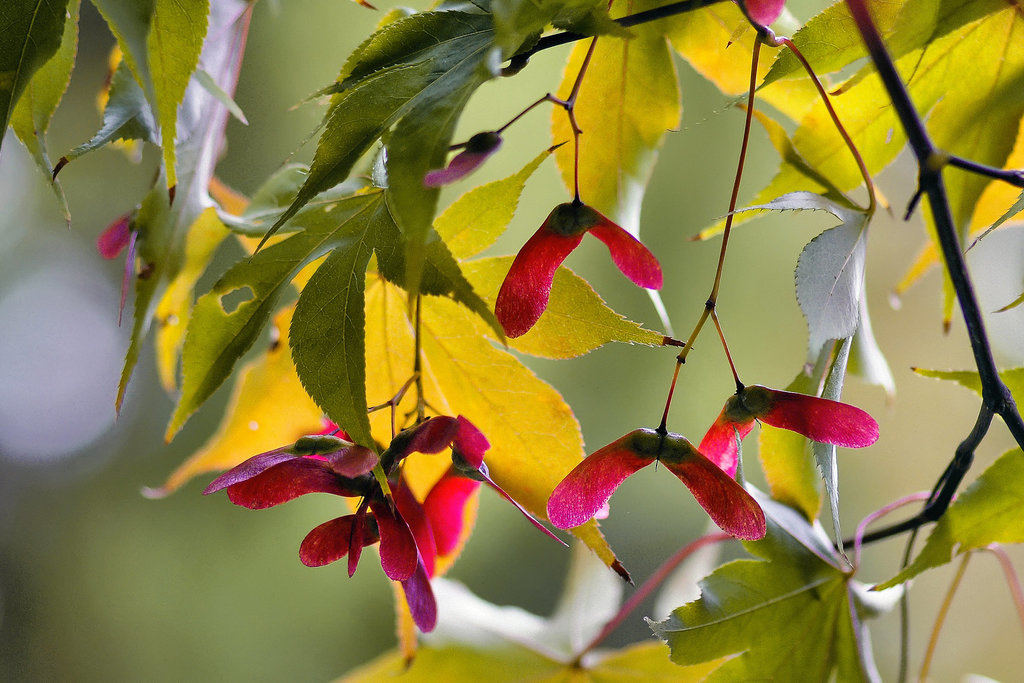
[[2, 1, 1024, 680]]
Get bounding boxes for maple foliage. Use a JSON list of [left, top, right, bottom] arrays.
[[6, 0, 1024, 679]]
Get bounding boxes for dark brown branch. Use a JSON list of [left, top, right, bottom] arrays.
[[947, 155, 1024, 189], [842, 0, 1024, 545], [504, 0, 725, 72], [851, 407, 992, 546]]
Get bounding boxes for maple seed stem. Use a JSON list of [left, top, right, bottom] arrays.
[[920, 554, 971, 682], [662, 35, 761, 423], [658, 359, 683, 434], [494, 95, 553, 135], [552, 36, 600, 203], [572, 532, 731, 664], [413, 295, 426, 424], [711, 310, 742, 391], [367, 372, 420, 440]]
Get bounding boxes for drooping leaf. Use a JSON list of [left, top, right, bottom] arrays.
[[878, 448, 1024, 589], [170, 187, 500, 444], [460, 256, 664, 359], [757, 348, 835, 522], [147, 0, 209, 191], [289, 207, 386, 449], [154, 207, 230, 392], [912, 366, 1024, 402], [145, 307, 324, 497], [0, 0, 70, 151], [738, 192, 869, 361], [90, 0, 156, 91], [816, 336, 852, 555], [434, 145, 554, 260], [260, 11, 495, 249], [786, 195, 869, 361], [9, 0, 78, 221], [384, 45, 494, 304], [115, 0, 252, 412], [58, 58, 158, 166], [168, 192, 381, 441], [363, 275, 622, 570], [650, 494, 892, 681], [849, 291, 896, 398]]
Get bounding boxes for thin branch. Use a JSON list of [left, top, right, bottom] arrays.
[[844, 0, 1024, 547], [947, 155, 1024, 189], [658, 35, 761, 429], [504, 0, 725, 71]]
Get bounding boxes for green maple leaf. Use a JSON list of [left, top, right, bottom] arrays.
[[342, 544, 723, 681], [112, 0, 250, 413], [9, 0, 78, 223], [650, 494, 899, 681], [259, 10, 497, 302], [169, 187, 499, 446], [0, 0, 70, 152]]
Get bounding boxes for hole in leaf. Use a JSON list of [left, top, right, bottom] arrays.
[[220, 286, 254, 314]]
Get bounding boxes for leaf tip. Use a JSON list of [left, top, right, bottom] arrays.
[[52, 156, 69, 180], [611, 558, 633, 585]]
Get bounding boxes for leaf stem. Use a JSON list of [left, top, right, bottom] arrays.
[[494, 95, 552, 134], [919, 553, 971, 682], [985, 545, 1024, 639], [849, 491, 930, 567], [572, 532, 731, 663], [711, 310, 742, 392], [770, 31, 875, 214]]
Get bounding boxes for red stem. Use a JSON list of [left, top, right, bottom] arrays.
[[573, 533, 731, 662]]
